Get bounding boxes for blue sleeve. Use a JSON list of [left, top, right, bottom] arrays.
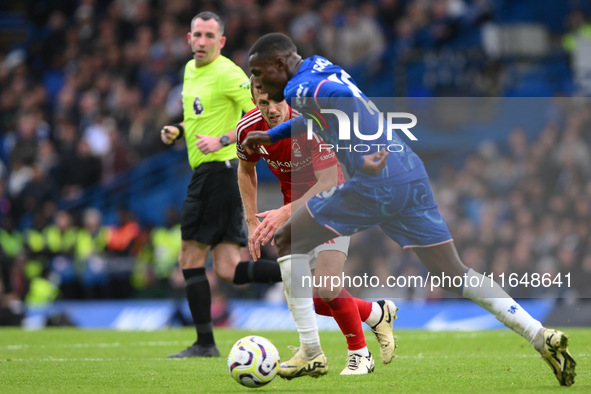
[[267, 119, 291, 142], [351, 153, 365, 174], [268, 116, 308, 142]]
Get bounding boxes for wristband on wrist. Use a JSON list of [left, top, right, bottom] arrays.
[[170, 123, 184, 140]]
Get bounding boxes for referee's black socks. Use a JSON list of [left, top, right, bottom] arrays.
[[182, 267, 215, 346], [233, 259, 282, 285]]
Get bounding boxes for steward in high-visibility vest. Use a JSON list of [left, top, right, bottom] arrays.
[[0, 217, 23, 259], [74, 208, 109, 266], [44, 211, 78, 289], [24, 213, 50, 280], [75, 226, 108, 264], [75, 209, 111, 292], [44, 211, 78, 257], [0, 217, 24, 291], [563, 20, 591, 52], [151, 223, 181, 280], [25, 269, 59, 306]]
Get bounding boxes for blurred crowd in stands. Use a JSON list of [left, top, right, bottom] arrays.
[[1, 0, 591, 323]]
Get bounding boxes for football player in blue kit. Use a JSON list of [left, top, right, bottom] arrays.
[[242, 33, 576, 387]]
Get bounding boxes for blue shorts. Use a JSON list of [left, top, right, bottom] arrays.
[[305, 177, 452, 249]]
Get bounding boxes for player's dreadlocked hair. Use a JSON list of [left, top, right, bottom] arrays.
[[249, 33, 297, 59]]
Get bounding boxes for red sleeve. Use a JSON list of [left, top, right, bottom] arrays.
[[302, 133, 338, 172], [236, 108, 263, 162]]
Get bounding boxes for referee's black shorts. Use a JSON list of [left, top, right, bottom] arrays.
[[181, 159, 246, 247]]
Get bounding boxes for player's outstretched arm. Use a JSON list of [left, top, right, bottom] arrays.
[[160, 122, 185, 145], [241, 130, 273, 155]]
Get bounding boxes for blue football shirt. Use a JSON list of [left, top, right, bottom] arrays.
[[268, 56, 427, 185]]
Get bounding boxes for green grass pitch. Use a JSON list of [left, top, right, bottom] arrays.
[[1, 327, 588, 393]]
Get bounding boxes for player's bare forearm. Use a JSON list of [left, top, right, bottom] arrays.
[[291, 165, 339, 212], [224, 128, 238, 144], [237, 160, 262, 259], [237, 161, 259, 225]]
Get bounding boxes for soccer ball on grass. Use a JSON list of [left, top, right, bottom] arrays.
[[227, 335, 280, 388]]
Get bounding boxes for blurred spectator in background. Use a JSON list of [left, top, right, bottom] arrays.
[[60, 139, 102, 202], [149, 206, 181, 293], [128, 78, 172, 160], [562, 10, 591, 53], [9, 113, 42, 167], [101, 117, 134, 183], [76, 208, 110, 299], [25, 266, 59, 307], [106, 207, 142, 257], [36, 139, 60, 181], [104, 207, 143, 298], [337, 4, 385, 66], [0, 277, 24, 326], [0, 217, 23, 295], [23, 211, 51, 280], [46, 210, 78, 298], [18, 164, 59, 228]]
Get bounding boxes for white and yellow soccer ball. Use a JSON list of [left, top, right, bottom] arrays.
[[227, 335, 280, 388]]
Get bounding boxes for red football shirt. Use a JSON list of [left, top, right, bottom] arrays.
[[236, 107, 344, 204]]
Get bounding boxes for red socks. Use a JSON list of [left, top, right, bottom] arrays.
[[313, 288, 372, 320], [352, 292, 372, 322], [313, 293, 332, 316], [313, 288, 372, 351]]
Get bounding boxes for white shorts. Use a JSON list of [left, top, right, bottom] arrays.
[[308, 236, 350, 271]]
